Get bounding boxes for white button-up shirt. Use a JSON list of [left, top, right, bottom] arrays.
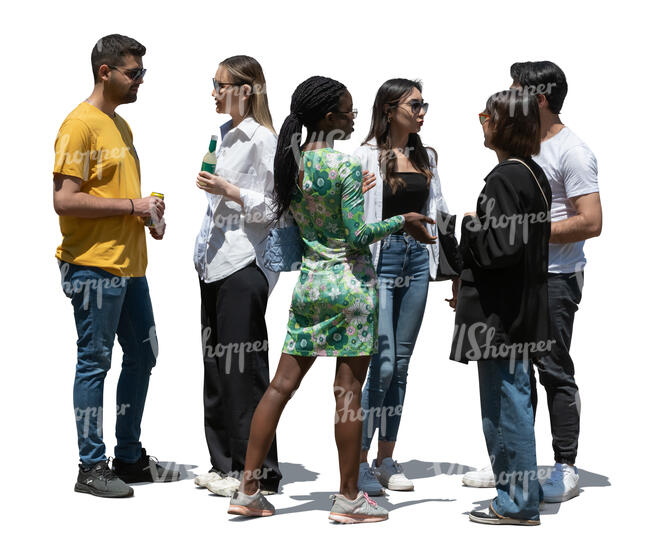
[[193, 116, 279, 292], [353, 139, 449, 280]]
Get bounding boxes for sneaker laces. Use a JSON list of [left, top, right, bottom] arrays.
[[144, 454, 159, 470], [547, 465, 564, 485], [359, 465, 377, 483], [98, 458, 119, 481], [363, 492, 377, 507]]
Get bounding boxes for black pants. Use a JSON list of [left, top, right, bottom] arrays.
[[199, 262, 281, 491], [532, 271, 583, 464]]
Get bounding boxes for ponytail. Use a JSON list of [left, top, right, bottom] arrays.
[[273, 112, 304, 220], [272, 76, 346, 221]]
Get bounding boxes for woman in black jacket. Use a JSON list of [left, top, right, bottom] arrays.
[[451, 89, 552, 525]]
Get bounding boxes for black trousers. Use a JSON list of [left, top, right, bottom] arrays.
[[199, 262, 281, 491], [532, 271, 583, 464]]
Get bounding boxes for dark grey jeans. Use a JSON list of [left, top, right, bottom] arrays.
[[531, 271, 584, 464]]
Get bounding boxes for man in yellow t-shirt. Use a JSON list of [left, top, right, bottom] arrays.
[[53, 34, 177, 498]]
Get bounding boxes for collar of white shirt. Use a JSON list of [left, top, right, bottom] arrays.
[[219, 116, 259, 141]]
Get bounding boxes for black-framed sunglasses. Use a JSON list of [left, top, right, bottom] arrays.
[[108, 65, 146, 81], [391, 99, 429, 115], [213, 79, 248, 93], [335, 108, 358, 119], [405, 100, 429, 115]]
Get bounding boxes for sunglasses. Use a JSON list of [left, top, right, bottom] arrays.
[[406, 100, 428, 115], [391, 99, 428, 115], [478, 111, 491, 125], [108, 65, 146, 81], [213, 79, 248, 93]]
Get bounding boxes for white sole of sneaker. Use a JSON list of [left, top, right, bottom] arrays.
[[541, 486, 579, 503], [208, 486, 239, 497], [462, 479, 496, 488], [328, 512, 388, 524], [228, 505, 274, 517], [469, 514, 540, 526], [386, 482, 413, 491]]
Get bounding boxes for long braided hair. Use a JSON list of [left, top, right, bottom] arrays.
[[363, 78, 434, 194], [273, 76, 347, 221]]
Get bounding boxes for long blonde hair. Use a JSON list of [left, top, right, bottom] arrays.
[[220, 55, 275, 134]]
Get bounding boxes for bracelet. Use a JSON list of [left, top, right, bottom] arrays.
[[128, 198, 134, 215]]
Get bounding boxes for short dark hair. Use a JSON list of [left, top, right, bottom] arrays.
[[91, 34, 146, 83], [510, 61, 567, 114], [485, 89, 541, 157]]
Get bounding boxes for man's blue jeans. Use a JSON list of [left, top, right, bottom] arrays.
[[478, 358, 541, 520], [361, 234, 429, 450], [60, 261, 157, 466]]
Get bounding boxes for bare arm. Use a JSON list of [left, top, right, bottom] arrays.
[[53, 173, 164, 219], [550, 192, 602, 244]]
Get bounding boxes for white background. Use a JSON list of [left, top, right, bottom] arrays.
[[1, 0, 648, 548]]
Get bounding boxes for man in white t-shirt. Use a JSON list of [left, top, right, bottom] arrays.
[[462, 61, 602, 503]]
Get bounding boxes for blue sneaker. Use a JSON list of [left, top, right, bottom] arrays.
[[542, 463, 579, 502], [358, 462, 384, 496]]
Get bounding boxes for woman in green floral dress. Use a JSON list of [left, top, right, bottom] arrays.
[[284, 147, 405, 356], [230, 76, 434, 523]]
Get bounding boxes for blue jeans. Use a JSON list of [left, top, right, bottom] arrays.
[[478, 358, 541, 520], [361, 234, 429, 450], [59, 261, 157, 466]]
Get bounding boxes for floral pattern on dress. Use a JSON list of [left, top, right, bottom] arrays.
[[282, 148, 405, 356]]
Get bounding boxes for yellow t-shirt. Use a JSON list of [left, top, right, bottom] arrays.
[[53, 102, 147, 277]]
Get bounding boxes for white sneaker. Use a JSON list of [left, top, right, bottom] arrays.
[[373, 458, 414, 491], [194, 470, 222, 488], [462, 466, 496, 488], [207, 475, 241, 497], [542, 463, 579, 502]]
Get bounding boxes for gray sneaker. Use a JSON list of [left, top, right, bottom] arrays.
[[74, 460, 134, 498], [328, 491, 389, 524], [228, 489, 275, 517]]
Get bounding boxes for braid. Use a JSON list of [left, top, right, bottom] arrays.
[[273, 76, 346, 221]]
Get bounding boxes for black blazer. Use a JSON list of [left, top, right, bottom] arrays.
[[450, 158, 552, 364]]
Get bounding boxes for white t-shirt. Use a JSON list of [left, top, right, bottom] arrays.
[[533, 126, 599, 273]]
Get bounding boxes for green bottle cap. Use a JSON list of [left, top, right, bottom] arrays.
[[209, 135, 218, 152]]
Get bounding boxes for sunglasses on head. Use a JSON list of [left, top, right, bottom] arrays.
[[108, 65, 146, 81]]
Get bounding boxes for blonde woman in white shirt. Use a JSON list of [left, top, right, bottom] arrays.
[[354, 78, 453, 494], [193, 55, 281, 497]]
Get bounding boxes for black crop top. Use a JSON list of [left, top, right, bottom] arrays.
[[382, 172, 429, 219]]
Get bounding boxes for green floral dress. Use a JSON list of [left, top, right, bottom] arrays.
[[283, 148, 405, 356]]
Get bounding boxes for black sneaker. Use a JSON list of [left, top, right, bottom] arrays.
[[112, 448, 180, 483], [469, 504, 540, 526], [75, 460, 134, 498]]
